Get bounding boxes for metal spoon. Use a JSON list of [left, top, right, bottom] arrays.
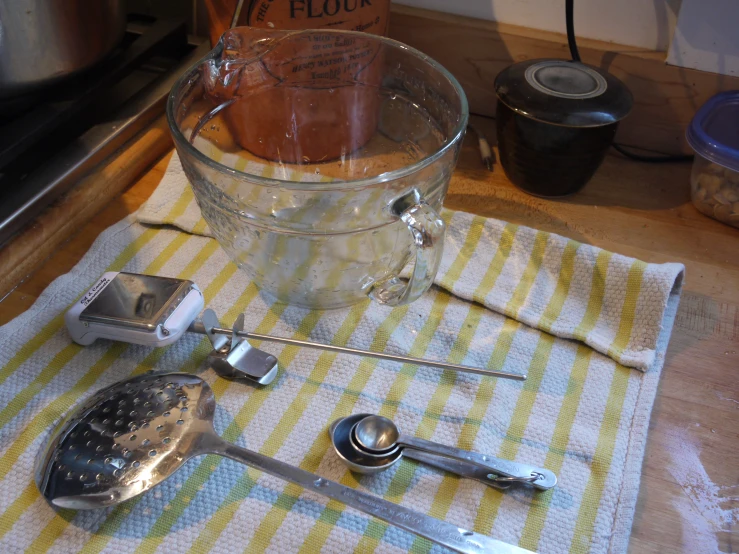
[[354, 415, 558, 491], [338, 415, 552, 490], [329, 414, 402, 474], [35, 373, 532, 554], [330, 414, 515, 490]]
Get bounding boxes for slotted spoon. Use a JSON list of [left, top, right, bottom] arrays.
[[36, 373, 532, 554]]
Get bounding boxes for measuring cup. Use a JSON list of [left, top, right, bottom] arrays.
[[167, 27, 468, 308]]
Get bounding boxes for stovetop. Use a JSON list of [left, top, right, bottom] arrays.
[[0, 14, 210, 248]]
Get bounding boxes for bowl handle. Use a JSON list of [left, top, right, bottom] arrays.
[[369, 191, 445, 306]]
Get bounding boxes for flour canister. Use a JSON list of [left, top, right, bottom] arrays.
[[206, 0, 391, 46]]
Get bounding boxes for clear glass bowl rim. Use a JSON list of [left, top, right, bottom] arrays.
[[165, 28, 469, 192]]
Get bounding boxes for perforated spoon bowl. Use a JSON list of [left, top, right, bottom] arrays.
[[36, 373, 532, 554]]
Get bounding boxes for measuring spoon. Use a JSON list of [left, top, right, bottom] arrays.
[[354, 414, 557, 490]]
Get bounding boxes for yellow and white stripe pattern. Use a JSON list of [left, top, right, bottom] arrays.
[[0, 156, 683, 554], [139, 152, 684, 372]]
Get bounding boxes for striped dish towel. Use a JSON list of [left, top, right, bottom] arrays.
[[140, 152, 684, 371], [0, 153, 683, 554]]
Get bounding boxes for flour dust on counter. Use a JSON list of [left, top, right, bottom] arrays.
[[663, 425, 739, 553]]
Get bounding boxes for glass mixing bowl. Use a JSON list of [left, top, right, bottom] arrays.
[[167, 27, 468, 309]]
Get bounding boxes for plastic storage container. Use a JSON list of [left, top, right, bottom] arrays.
[[687, 91, 739, 228]]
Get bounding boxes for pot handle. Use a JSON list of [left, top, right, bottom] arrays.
[[369, 190, 445, 306]]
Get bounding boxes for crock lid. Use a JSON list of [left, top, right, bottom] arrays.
[[494, 59, 633, 127], [687, 91, 739, 172]]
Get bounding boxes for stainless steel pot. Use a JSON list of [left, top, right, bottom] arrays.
[[0, 0, 127, 98]]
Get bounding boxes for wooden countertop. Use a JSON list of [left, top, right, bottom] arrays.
[[1, 116, 737, 553]]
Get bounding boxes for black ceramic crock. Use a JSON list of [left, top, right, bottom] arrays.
[[495, 59, 633, 197]]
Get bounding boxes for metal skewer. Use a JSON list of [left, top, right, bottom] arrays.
[[188, 320, 526, 381]]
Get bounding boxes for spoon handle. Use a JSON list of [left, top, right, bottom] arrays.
[[205, 435, 534, 554], [402, 449, 512, 490], [398, 435, 557, 491]]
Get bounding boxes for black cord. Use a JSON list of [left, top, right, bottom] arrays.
[[565, 0, 581, 62], [612, 143, 694, 163], [565, 0, 693, 163]]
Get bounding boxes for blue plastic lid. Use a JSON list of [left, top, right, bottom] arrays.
[[687, 90, 739, 172]]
